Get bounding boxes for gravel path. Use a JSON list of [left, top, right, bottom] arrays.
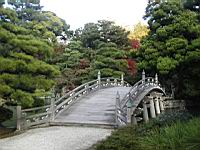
[[0, 127, 112, 150]]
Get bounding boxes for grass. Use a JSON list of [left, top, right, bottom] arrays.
[[91, 126, 141, 150], [139, 118, 200, 150], [91, 111, 200, 150]]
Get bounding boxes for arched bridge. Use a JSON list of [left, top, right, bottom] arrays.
[[116, 71, 166, 126], [16, 71, 167, 130]]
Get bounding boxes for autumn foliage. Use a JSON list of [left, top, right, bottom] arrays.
[[131, 39, 140, 49], [127, 22, 149, 41], [127, 59, 137, 76]]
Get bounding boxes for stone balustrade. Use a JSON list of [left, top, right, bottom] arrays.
[[16, 71, 130, 130], [115, 71, 166, 126]]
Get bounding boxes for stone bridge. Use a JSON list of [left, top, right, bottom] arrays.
[[16, 71, 168, 130]]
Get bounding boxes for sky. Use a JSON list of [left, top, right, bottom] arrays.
[[40, 0, 148, 30]]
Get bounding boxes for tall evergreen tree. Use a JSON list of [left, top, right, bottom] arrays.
[[74, 20, 130, 49], [0, 7, 60, 108], [138, 1, 200, 100]]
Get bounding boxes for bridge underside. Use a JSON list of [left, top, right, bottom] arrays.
[[54, 87, 131, 126]]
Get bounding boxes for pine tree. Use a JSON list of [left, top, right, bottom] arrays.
[[138, 0, 200, 100], [0, 7, 60, 108]]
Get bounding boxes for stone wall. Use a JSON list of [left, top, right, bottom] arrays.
[[164, 98, 186, 110]]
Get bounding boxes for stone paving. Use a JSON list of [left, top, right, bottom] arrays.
[[54, 87, 131, 125]]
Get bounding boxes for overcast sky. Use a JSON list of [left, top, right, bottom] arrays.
[[40, 0, 148, 30]]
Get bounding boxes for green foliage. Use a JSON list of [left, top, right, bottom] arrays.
[[0, 7, 61, 108], [52, 42, 93, 92], [153, 110, 192, 125], [93, 126, 140, 150], [100, 68, 113, 77], [0, 107, 13, 123], [138, 1, 200, 100], [11, 90, 34, 107], [0, 84, 13, 97], [183, 131, 200, 150], [68, 40, 83, 51], [133, 111, 192, 137], [26, 11, 73, 41], [88, 42, 128, 80], [93, 112, 199, 150], [166, 38, 187, 54], [74, 20, 130, 49], [113, 71, 124, 77], [140, 118, 200, 150], [157, 57, 178, 74]]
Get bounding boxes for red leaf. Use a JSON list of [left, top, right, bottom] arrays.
[[131, 39, 140, 49], [127, 59, 137, 76]]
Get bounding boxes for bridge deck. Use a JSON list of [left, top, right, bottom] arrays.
[[54, 87, 131, 126]]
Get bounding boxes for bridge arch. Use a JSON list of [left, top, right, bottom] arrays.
[[16, 71, 168, 130], [17, 72, 131, 130], [116, 73, 167, 126]]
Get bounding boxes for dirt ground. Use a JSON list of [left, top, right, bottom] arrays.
[[0, 128, 15, 139]]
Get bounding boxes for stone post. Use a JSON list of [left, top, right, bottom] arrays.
[[155, 73, 158, 85], [149, 96, 156, 118], [126, 95, 133, 124], [142, 70, 145, 84], [121, 74, 124, 86], [171, 87, 175, 99], [143, 101, 149, 123], [50, 97, 55, 121], [106, 78, 110, 87], [16, 105, 22, 131], [97, 70, 101, 89], [115, 92, 120, 125], [159, 97, 165, 112], [132, 114, 137, 125], [155, 97, 161, 115], [85, 83, 89, 94], [116, 91, 120, 107], [114, 79, 117, 86]]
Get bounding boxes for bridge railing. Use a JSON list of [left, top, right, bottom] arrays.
[[101, 77, 130, 88], [16, 80, 100, 130], [19, 105, 51, 129], [115, 72, 165, 127], [115, 92, 127, 126], [54, 79, 99, 118], [120, 77, 159, 109], [54, 77, 130, 118], [17, 71, 130, 130]]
